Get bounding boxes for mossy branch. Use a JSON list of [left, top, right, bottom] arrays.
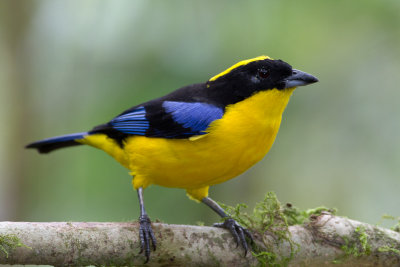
[[0, 215, 399, 266]]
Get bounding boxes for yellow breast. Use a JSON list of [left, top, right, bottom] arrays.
[[80, 88, 294, 192]]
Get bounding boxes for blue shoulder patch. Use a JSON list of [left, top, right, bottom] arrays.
[[162, 101, 223, 133], [110, 106, 149, 135]]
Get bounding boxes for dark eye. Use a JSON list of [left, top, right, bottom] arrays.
[[258, 68, 270, 79]]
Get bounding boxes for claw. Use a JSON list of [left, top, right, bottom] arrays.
[[213, 218, 253, 256], [139, 214, 156, 263]]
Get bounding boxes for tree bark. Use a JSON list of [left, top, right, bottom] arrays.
[[0, 213, 399, 266]]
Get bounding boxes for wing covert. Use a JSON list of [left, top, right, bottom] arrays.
[[162, 101, 223, 134]]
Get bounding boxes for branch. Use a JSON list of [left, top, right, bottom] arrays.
[[0, 214, 399, 266]]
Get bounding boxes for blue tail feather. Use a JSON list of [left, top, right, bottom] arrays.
[[26, 132, 88, 154]]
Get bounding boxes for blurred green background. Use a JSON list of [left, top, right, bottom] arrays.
[[0, 0, 399, 228]]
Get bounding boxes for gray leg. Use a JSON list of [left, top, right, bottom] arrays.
[[202, 197, 253, 255], [202, 196, 229, 217], [137, 187, 156, 263]]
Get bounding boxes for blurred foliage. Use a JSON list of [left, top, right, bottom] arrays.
[[0, 0, 399, 229]]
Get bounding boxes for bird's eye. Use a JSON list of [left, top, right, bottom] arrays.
[[258, 68, 270, 79]]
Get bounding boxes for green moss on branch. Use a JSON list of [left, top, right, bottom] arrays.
[[0, 234, 31, 258]]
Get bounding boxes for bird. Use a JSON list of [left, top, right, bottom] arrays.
[[26, 55, 318, 262]]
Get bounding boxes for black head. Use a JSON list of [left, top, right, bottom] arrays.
[[206, 56, 318, 106]]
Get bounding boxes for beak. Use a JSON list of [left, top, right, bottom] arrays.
[[284, 69, 318, 88]]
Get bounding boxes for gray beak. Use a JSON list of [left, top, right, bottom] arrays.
[[284, 69, 318, 88]]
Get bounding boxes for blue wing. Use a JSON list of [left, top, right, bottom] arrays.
[[162, 101, 223, 134], [105, 102, 223, 138], [109, 106, 149, 135]]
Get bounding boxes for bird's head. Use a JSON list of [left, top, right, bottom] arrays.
[[207, 56, 318, 104]]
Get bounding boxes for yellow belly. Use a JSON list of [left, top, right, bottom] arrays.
[[80, 88, 294, 200]]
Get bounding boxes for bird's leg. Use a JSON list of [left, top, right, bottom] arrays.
[[202, 197, 254, 255], [137, 187, 156, 263]]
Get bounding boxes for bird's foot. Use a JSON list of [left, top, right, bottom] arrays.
[[213, 218, 254, 255], [139, 214, 157, 263]]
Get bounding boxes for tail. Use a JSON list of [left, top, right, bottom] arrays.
[[26, 132, 88, 154]]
